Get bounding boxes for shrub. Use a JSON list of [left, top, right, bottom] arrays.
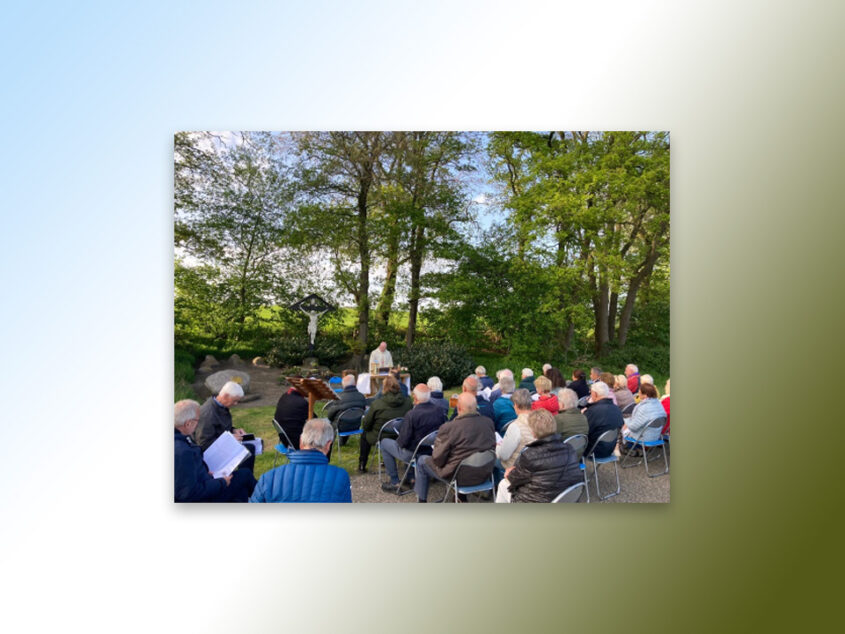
[[394, 341, 475, 389], [265, 335, 350, 367]]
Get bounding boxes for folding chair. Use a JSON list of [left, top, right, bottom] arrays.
[[621, 402, 635, 418], [271, 419, 297, 468], [563, 433, 590, 503], [577, 395, 590, 408], [442, 450, 496, 503], [584, 429, 621, 500], [375, 417, 404, 480], [328, 376, 343, 394], [621, 416, 669, 477], [391, 430, 438, 496], [500, 419, 515, 437], [552, 481, 587, 503], [334, 407, 365, 458]]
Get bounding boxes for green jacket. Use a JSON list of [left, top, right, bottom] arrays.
[[362, 391, 412, 444], [554, 408, 590, 444]]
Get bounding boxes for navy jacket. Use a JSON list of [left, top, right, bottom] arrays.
[[568, 378, 590, 399], [584, 399, 624, 458], [449, 394, 495, 421], [249, 450, 352, 503], [479, 376, 494, 390], [174, 430, 228, 502], [429, 391, 450, 417], [397, 400, 446, 456]]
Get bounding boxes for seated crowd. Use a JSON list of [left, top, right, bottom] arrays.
[[174, 361, 669, 504]]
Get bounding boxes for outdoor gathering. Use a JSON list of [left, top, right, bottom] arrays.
[[174, 131, 670, 504]]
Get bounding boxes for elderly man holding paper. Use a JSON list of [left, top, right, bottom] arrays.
[[194, 380, 255, 473], [174, 399, 255, 503]]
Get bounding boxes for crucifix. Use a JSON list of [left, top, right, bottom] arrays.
[[289, 294, 335, 351]]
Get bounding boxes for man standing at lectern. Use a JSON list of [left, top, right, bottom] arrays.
[[369, 341, 393, 369]]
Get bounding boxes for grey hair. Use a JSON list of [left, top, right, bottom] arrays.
[[427, 376, 443, 392], [626, 364, 638, 374], [521, 368, 533, 378], [219, 381, 244, 398], [641, 374, 655, 385], [475, 365, 487, 376], [342, 374, 356, 388], [496, 368, 513, 380], [512, 388, 533, 411], [463, 375, 479, 393], [558, 388, 578, 411], [499, 375, 515, 394], [413, 385, 431, 402], [300, 418, 335, 449], [591, 381, 610, 399], [591, 366, 602, 375], [542, 363, 551, 373], [174, 399, 200, 428]]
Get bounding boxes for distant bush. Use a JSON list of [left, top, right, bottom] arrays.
[[394, 341, 475, 389], [265, 335, 350, 367], [175, 347, 198, 402]]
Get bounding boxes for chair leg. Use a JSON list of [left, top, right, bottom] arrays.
[[621, 441, 643, 469], [647, 444, 669, 477], [581, 461, 591, 503]]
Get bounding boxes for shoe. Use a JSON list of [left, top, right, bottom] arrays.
[[382, 481, 400, 493], [358, 462, 368, 473]]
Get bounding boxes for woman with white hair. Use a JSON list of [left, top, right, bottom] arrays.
[[476, 365, 494, 390], [427, 376, 449, 416]]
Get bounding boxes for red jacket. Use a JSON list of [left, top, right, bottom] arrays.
[[661, 396, 670, 434], [531, 393, 560, 415], [627, 373, 640, 394]]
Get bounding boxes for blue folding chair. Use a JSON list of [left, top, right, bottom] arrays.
[[328, 376, 343, 394], [621, 416, 669, 477], [334, 407, 365, 458], [271, 419, 297, 467], [441, 450, 496, 503], [552, 481, 587, 503], [584, 429, 621, 500], [563, 433, 590, 503]]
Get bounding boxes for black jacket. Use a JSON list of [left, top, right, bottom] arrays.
[[397, 401, 446, 456], [274, 388, 309, 449], [568, 378, 590, 399], [324, 385, 366, 430], [194, 397, 233, 451], [584, 399, 623, 458], [507, 434, 583, 503]]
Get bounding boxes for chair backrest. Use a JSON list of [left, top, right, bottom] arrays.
[[337, 407, 365, 426], [452, 450, 496, 485], [586, 428, 618, 457], [272, 419, 295, 448], [552, 481, 586, 503], [378, 417, 404, 439], [563, 433, 588, 460], [500, 419, 515, 436], [577, 395, 590, 408], [621, 402, 635, 416], [630, 416, 668, 442], [411, 430, 438, 459]]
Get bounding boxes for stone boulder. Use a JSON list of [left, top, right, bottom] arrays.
[[198, 355, 219, 374], [252, 356, 267, 367], [204, 369, 251, 395], [228, 353, 244, 367]]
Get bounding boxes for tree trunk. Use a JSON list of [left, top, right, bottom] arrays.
[[594, 278, 610, 355], [617, 237, 663, 347], [356, 179, 371, 369], [375, 230, 399, 329], [406, 224, 425, 347], [608, 290, 618, 342]]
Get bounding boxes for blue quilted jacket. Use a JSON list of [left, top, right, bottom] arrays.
[[249, 450, 352, 503]]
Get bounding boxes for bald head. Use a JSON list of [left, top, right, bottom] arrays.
[[456, 392, 478, 416], [412, 383, 430, 404], [462, 375, 479, 394]]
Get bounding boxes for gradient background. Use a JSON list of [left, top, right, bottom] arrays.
[[1, 1, 843, 632]]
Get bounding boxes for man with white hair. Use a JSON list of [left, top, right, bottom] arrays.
[[583, 381, 624, 459], [194, 381, 255, 473], [490, 368, 514, 402], [413, 392, 495, 503], [380, 384, 446, 493], [448, 375, 495, 421], [491, 374, 517, 433], [369, 341, 393, 369], [518, 368, 536, 394], [427, 376, 449, 416], [324, 373, 367, 445], [174, 399, 255, 503], [625, 364, 641, 394], [250, 418, 352, 503], [475, 365, 494, 390]]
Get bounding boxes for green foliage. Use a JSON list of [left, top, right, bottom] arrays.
[[393, 341, 475, 389], [265, 335, 350, 368], [174, 347, 198, 402]]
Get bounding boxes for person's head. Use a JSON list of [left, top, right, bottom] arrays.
[[639, 383, 658, 400], [625, 363, 638, 377], [499, 374, 515, 395], [542, 363, 552, 374], [545, 367, 565, 389], [528, 408, 556, 440], [512, 388, 533, 413], [590, 367, 602, 381], [614, 374, 628, 390], [412, 383, 430, 405], [379, 341, 387, 352], [600, 372, 615, 390], [300, 418, 335, 454], [496, 368, 513, 381], [342, 374, 356, 388], [558, 388, 579, 411], [462, 375, 479, 394], [534, 375, 552, 395], [456, 392, 478, 416], [216, 381, 244, 407], [427, 376, 443, 393], [382, 375, 400, 394], [590, 380, 610, 401], [475, 365, 487, 377], [641, 374, 654, 386], [174, 399, 200, 434], [573, 369, 585, 381], [521, 368, 533, 379], [341, 368, 356, 377], [664, 378, 670, 397]]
